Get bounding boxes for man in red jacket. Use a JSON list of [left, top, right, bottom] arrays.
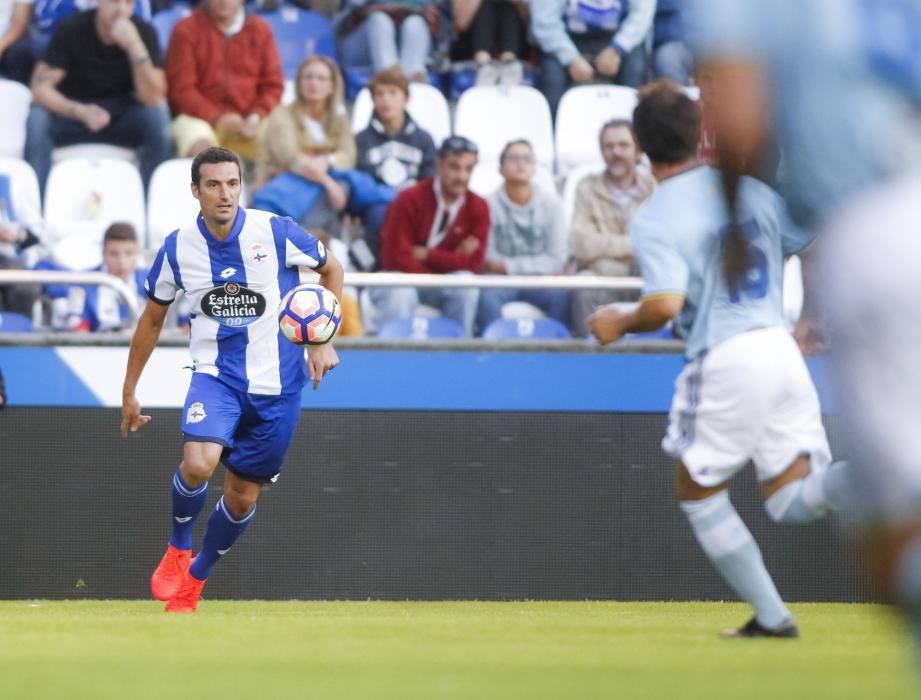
[[165, 0, 283, 159], [373, 136, 489, 337]]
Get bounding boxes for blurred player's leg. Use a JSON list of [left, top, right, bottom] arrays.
[[820, 172, 921, 651]]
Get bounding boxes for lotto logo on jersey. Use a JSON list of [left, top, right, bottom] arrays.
[[201, 282, 266, 328]]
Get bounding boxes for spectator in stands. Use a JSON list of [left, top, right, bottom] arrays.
[[372, 135, 487, 336], [450, 0, 528, 86], [531, 0, 655, 117], [24, 0, 170, 195], [66, 222, 147, 332], [477, 139, 568, 332], [336, 0, 438, 82], [0, 0, 34, 84], [652, 0, 692, 85], [570, 118, 655, 336], [259, 55, 356, 239], [354, 66, 436, 269], [165, 0, 283, 160], [0, 170, 42, 317]]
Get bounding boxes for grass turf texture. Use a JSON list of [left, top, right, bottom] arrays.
[[0, 601, 915, 700]]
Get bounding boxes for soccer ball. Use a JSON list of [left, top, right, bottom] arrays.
[[278, 283, 342, 346]]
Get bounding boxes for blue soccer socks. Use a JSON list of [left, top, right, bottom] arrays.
[[189, 496, 256, 581], [169, 469, 208, 551]]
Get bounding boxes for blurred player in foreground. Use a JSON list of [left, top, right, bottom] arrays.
[[687, 0, 921, 650], [589, 81, 850, 638], [120, 147, 342, 612]]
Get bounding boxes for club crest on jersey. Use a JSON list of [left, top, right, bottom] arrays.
[[252, 244, 268, 263], [186, 402, 206, 424], [201, 282, 266, 328]]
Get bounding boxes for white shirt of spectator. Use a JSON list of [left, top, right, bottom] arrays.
[[301, 115, 326, 143], [427, 176, 465, 249], [606, 179, 643, 213]]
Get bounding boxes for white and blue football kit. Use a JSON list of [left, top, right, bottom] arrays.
[[146, 208, 328, 481], [631, 166, 830, 487]]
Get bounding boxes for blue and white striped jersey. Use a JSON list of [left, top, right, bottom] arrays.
[[146, 208, 327, 396], [631, 166, 811, 359], [688, 0, 921, 229]]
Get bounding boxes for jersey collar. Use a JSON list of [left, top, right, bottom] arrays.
[[197, 206, 247, 245]]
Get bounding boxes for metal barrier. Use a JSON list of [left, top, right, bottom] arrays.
[[0, 269, 140, 322]]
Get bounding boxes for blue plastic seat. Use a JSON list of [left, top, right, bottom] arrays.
[[0, 312, 34, 332], [481, 318, 571, 341], [151, 3, 192, 53], [377, 316, 464, 339], [261, 7, 337, 78]]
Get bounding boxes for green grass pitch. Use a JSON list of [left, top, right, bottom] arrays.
[[0, 601, 915, 700]]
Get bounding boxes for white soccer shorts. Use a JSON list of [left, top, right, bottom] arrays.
[[663, 326, 832, 487]]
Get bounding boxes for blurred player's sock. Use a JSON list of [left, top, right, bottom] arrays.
[[765, 460, 852, 524], [681, 491, 792, 629], [170, 469, 208, 550], [895, 538, 921, 654], [189, 496, 256, 580]]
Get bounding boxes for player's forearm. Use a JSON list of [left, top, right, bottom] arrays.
[[626, 298, 680, 334], [122, 308, 165, 397], [318, 255, 344, 302]]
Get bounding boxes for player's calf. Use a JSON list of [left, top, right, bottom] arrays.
[[764, 460, 852, 524]]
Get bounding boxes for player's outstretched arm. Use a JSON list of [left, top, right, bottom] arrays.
[[589, 294, 683, 345], [307, 251, 344, 390], [121, 300, 169, 436]]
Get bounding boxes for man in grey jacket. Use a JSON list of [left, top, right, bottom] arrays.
[[476, 140, 569, 333], [531, 0, 656, 116]]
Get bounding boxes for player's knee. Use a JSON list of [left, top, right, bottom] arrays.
[[223, 490, 257, 520], [181, 456, 216, 484], [764, 478, 824, 524]]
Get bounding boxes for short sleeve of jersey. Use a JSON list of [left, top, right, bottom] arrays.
[[274, 216, 328, 270], [630, 215, 689, 300], [144, 234, 180, 305]]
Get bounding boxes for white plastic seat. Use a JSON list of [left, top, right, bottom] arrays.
[[44, 157, 146, 269], [52, 143, 138, 164], [562, 162, 605, 226], [468, 162, 557, 198], [0, 79, 31, 158], [454, 86, 555, 170], [555, 85, 638, 176], [0, 157, 44, 265], [351, 82, 452, 147], [146, 158, 198, 250]]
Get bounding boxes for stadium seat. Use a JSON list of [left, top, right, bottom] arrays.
[[0, 79, 31, 158], [0, 157, 42, 221], [562, 162, 604, 226], [454, 86, 555, 170], [481, 317, 571, 340], [350, 82, 452, 147], [44, 158, 146, 269], [261, 6, 337, 79], [146, 158, 198, 250], [0, 311, 35, 332], [282, 78, 296, 105], [52, 143, 137, 165], [501, 300, 545, 320], [555, 85, 637, 176], [377, 316, 465, 339], [151, 3, 192, 53]]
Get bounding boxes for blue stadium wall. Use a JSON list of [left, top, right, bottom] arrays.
[[0, 345, 872, 601]]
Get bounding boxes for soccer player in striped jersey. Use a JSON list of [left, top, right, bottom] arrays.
[[589, 81, 850, 638], [120, 147, 343, 612]]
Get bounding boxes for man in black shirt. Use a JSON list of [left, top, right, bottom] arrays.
[[24, 0, 170, 194]]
